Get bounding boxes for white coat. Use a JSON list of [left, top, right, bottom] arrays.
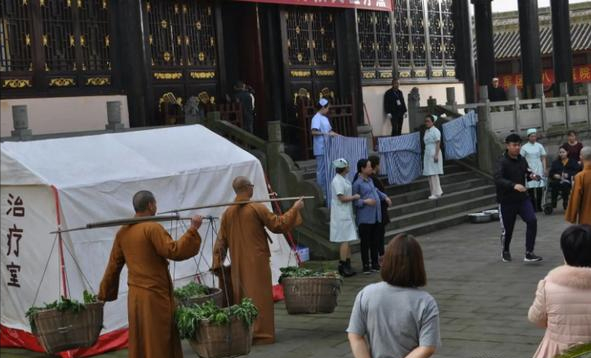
[[423, 126, 444, 176], [330, 174, 358, 243]]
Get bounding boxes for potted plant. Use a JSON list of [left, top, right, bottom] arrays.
[[176, 298, 258, 358], [174, 282, 224, 307], [279, 266, 342, 314], [26, 290, 104, 354]]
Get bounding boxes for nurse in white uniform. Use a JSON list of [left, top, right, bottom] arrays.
[[520, 128, 547, 211], [330, 158, 360, 277], [423, 114, 444, 199]]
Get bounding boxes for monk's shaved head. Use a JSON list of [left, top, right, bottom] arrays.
[[232, 176, 253, 194], [133, 190, 155, 212]]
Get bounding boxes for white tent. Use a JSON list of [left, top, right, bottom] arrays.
[[0, 125, 296, 355]]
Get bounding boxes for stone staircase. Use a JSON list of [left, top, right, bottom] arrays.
[[295, 159, 498, 245]]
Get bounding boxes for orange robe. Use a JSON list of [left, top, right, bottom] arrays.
[[565, 163, 591, 225], [98, 221, 201, 358], [212, 193, 302, 345]]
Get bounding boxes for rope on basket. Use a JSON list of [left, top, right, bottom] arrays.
[[32, 232, 98, 307]]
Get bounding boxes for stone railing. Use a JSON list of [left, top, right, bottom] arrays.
[[450, 83, 591, 138], [409, 83, 591, 175], [2, 101, 126, 142]]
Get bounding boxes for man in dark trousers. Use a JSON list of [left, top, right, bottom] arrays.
[[368, 155, 390, 263], [494, 133, 543, 263], [383, 79, 407, 136], [489, 77, 507, 102], [233, 81, 255, 134]]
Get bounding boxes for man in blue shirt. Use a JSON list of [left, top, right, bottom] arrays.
[[353, 159, 392, 274], [311, 98, 338, 196]]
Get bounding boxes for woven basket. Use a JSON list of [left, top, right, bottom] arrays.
[[31, 302, 104, 354], [282, 277, 341, 314], [189, 317, 253, 358], [186, 287, 225, 308]]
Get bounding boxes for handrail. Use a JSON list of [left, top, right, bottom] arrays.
[[208, 117, 267, 151]]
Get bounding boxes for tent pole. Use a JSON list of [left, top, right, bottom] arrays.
[[51, 185, 69, 298]]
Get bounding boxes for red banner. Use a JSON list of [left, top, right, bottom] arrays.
[[233, 0, 393, 11], [498, 64, 591, 89]]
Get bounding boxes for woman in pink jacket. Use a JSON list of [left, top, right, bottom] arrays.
[[528, 224, 591, 358]]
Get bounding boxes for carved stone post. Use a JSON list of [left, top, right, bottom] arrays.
[[356, 125, 374, 154], [11, 105, 32, 140], [105, 101, 124, 131], [407, 87, 421, 132], [446, 87, 458, 113], [477, 85, 495, 174]]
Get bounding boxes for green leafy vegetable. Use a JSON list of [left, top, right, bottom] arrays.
[[174, 282, 210, 302], [278, 266, 342, 283], [175, 298, 259, 339], [26, 290, 98, 332]]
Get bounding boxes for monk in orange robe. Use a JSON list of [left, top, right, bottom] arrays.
[[565, 147, 591, 225], [98, 190, 203, 358], [212, 176, 303, 345]]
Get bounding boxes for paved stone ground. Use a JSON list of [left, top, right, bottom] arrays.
[[2, 211, 571, 358]]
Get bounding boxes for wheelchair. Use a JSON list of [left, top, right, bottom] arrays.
[[542, 177, 571, 215]]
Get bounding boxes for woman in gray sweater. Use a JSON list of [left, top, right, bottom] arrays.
[[347, 234, 440, 358]]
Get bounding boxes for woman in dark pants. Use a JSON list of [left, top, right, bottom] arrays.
[[548, 145, 581, 210], [352, 159, 392, 274], [368, 155, 391, 263]]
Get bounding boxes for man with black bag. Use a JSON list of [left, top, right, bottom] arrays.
[[494, 134, 543, 263]]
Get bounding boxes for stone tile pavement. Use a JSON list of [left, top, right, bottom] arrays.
[[1, 211, 571, 358]]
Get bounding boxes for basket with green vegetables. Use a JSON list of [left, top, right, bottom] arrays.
[[174, 282, 224, 307], [176, 298, 258, 358], [278, 266, 342, 283], [279, 266, 342, 315], [25, 290, 104, 354], [26, 290, 99, 332], [175, 298, 258, 339]]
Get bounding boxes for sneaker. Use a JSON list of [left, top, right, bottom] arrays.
[[362, 266, 371, 275], [371, 265, 380, 273], [524, 252, 543, 262], [428, 195, 438, 200], [502, 251, 512, 262]]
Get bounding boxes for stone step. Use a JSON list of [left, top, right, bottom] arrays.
[[385, 171, 477, 196], [384, 203, 500, 241], [387, 185, 497, 217], [387, 177, 491, 204], [385, 194, 498, 231]]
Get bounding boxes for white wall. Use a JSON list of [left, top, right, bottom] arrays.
[[1, 95, 130, 137], [362, 82, 466, 136]]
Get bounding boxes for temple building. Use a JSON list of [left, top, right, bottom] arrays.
[[490, 1, 591, 95], [1, 0, 464, 158]]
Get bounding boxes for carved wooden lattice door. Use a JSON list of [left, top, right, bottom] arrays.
[[282, 7, 338, 110], [145, 0, 218, 124], [1, 0, 115, 96]]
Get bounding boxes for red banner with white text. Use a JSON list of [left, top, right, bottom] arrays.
[[233, 0, 393, 11], [497, 64, 591, 89]]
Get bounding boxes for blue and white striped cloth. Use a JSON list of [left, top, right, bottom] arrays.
[[442, 111, 478, 160], [378, 132, 422, 185], [322, 136, 368, 206]]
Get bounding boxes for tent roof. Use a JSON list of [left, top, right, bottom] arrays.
[[1, 125, 257, 188]]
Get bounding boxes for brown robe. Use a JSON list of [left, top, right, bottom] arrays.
[[98, 221, 201, 358], [212, 193, 302, 345], [565, 163, 591, 225]]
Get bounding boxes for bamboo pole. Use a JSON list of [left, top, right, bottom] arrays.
[[49, 214, 192, 234], [158, 196, 314, 214], [49, 196, 314, 234]]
